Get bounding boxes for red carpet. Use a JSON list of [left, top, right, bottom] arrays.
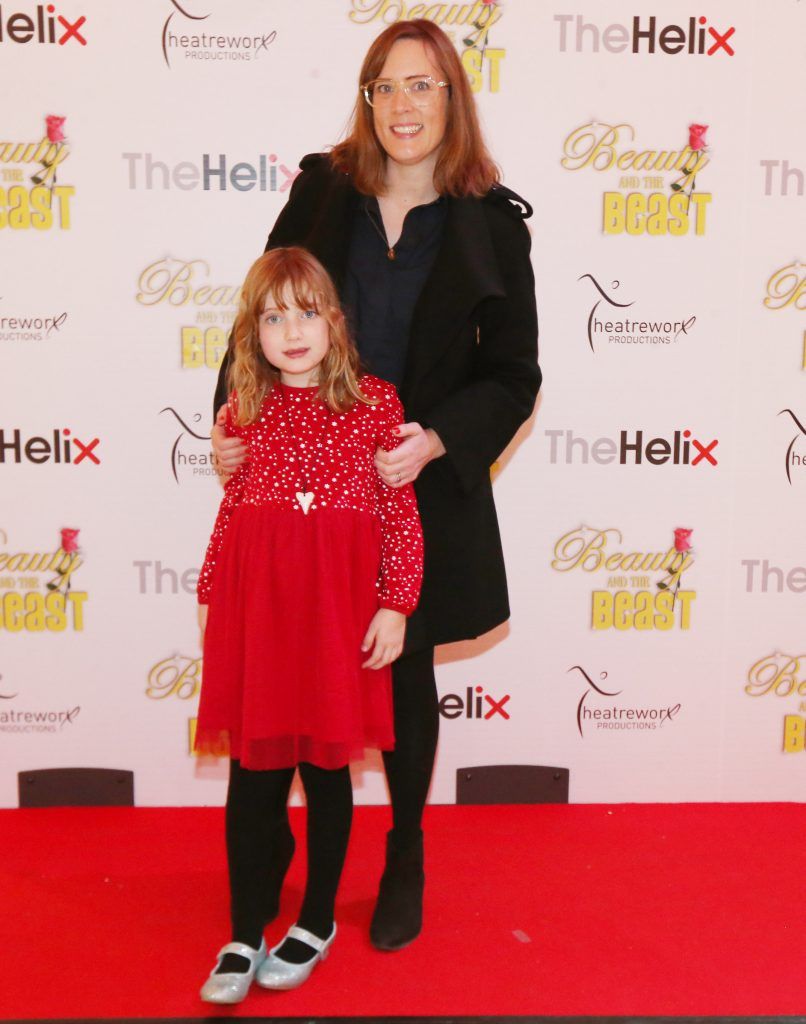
[[1, 803, 804, 1019]]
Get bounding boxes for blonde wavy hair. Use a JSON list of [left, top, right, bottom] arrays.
[[227, 247, 370, 425]]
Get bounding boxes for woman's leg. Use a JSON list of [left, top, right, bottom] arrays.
[[217, 759, 295, 973], [372, 645, 439, 949], [272, 761, 353, 963]]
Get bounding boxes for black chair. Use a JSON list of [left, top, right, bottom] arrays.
[[456, 764, 569, 804], [17, 768, 135, 807]]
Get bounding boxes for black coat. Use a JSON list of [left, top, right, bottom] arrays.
[[214, 154, 541, 652]]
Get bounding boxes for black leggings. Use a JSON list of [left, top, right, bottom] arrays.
[[225, 645, 439, 942], [226, 759, 352, 946]]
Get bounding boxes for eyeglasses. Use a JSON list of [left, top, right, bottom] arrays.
[[361, 75, 450, 108]]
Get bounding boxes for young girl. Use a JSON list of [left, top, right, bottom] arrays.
[[196, 247, 423, 1003]]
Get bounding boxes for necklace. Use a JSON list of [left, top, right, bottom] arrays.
[[278, 383, 319, 515], [367, 203, 396, 260]]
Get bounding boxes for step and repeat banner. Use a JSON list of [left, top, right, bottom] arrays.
[[1, 1, 804, 807]]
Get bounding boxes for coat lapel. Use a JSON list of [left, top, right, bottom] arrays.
[[401, 195, 506, 400], [304, 174, 359, 292]]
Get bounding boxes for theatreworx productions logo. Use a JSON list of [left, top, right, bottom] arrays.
[[0, 528, 88, 633], [136, 257, 239, 370], [347, 1, 505, 93], [567, 665, 681, 738], [763, 261, 806, 371], [545, 427, 718, 467], [745, 651, 806, 754], [0, 302, 67, 341], [0, 4, 86, 46], [742, 558, 806, 595], [0, 427, 100, 465], [0, 692, 81, 734], [439, 684, 511, 721], [554, 14, 735, 56], [561, 121, 712, 237], [551, 526, 697, 632], [578, 273, 696, 352], [160, 407, 221, 483], [160, 0, 277, 68], [1, 114, 74, 231], [778, 408, 806, 485]]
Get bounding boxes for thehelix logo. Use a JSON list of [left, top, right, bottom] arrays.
[[160, 407, 220, 483], [567, 665, 682, 737], [760, 161, 804, 198], [545, 428, 718, 467], [578, 274, 696, 352], [0, 4, 87, 46], [554, 15, 735, 56], [763, 262, 806, 370], [0, 428, 100, 465], [122, 152, 297, 193], [133, 560, 200, 595], [742, 559, 806, 594], [778, 408, 806, 485], [439, 684, 511, 720], [745, 652, 806, 754], [160, 0, 277, 68], [136, 257, 239, 370]]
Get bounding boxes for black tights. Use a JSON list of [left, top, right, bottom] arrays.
[[222, 646, 438, 961], [226, 760, 352, 951], [383, 646, 439, 841]]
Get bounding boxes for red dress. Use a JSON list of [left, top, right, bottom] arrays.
[[195, 375, 423, 770]]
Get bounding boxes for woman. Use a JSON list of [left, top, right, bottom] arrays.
[[211, 18, 541, 958]]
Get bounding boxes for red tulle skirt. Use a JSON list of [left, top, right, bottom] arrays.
[[196, 505, 395, 769]]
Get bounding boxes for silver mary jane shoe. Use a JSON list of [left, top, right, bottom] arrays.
[[256, 923, 336, 990], [199, 939, 267, 1004]]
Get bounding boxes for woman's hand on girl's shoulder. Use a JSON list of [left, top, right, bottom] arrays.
[[211, 404, 248, 476], [361, 608, 405, 669]]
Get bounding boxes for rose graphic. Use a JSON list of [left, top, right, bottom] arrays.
[[463, 0, 500, 50], [46, 115, 66, 143], [60, 528, 80, 554], [671, 124, 709, 213], [32, 114, 67, 189], [688, 124, 708, 151], [48, 527, 81, 594], [658, 527, 694, 602]]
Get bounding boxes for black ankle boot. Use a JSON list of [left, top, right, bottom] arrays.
[[370, 829, 424, 951], [263, 826, 295, 924]]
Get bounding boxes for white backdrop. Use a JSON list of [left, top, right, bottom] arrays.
[[1, 0, 804, 807]]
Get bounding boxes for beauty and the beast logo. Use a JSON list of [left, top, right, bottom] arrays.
[[347, 1, 505, 93], [745, 652, 806, 754], [136, 257, 240, 369], [1, 115, 74, 230], [561, 122, 712, 237], [763, 261, 806, 370], [551, 526, 696, 631], [0, 528, 88, 632]]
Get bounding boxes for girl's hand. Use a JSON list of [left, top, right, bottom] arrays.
[[212, 405, 249, 476], [375, 422, 445, 487], [198, 603, 208, 644], [361, 608, 406, 669]]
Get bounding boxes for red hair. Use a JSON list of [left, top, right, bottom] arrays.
[[330, 19, 499, 198], [228, 248, 369, 424]]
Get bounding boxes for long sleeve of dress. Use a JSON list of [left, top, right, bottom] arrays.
[[373, 382, 424, 616], [197, 405, 248, 604]]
